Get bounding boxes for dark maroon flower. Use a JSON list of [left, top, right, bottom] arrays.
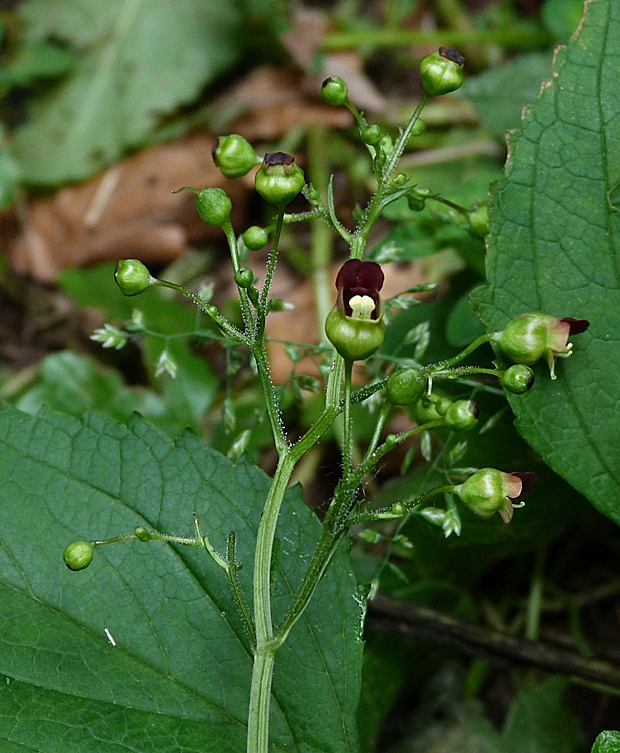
[[560, 318, 590, 335], [335, 258, 384, 320]]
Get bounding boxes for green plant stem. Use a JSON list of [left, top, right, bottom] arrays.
[[308, 123, 334, 337], [343, 360, 354, 478], [364, 403, 391, 462], [321, 26, 552, 51], [154, 280, 249, 345], [223, 221, 254, 329], [247, 356, 344, 753], [350, 96, 429, 258], [347, 484, 454, 525], [430, 333, 494, 370], [247, 648, 276, 753], [525, 543, 546, 642], [260, 206, 285, 312]]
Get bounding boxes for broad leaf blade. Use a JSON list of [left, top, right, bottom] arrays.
[[472, 0, 620, 524], [0, 406, 362, 752], [13, 0, 243, 183]]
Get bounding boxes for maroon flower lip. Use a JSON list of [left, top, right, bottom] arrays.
[[510, 471, 537, 499], [560, 318, 590, 335], [335, 259, 384, 319]]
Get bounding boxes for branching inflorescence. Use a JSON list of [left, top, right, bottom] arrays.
[[69, 48, 589, 753]]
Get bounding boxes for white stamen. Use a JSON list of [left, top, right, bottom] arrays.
[[104, 628, 116, 646], [349, 294, 375, 320]]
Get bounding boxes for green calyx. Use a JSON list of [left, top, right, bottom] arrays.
[[242, 226, 269, 251], [255, 153, 305, 206], [361, 124, 382, 146], [114, 259, 156, 296], [494, 313, 555, 365], [325, 306, 385, 362], [321, 75, 349, 106], [387, 368, 426, 405], [500, 364, 535, 394], [468, 205, 489, 238], [196, 187, 232, 227], [444, 399, 479, 431], [234, 267, 255, 289], [212, 134, 260, 179], [63, 541, 94, 571], [419, 47, 465, 97], [413, 393, 451, 423]]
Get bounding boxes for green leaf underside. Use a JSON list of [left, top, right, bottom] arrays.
[[472, 0, 620, 524], [0, 405, 363, 752], [13, 0, 242, 184]]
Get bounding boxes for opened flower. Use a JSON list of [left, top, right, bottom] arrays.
[[325, 258, 385, 361], [493, 313, 589, 379], [453, 468, 536, 524]]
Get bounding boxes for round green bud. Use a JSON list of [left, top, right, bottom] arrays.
[[134, 526, 151, 542], [410, 118, 426, 137], [500, 364, 535, 394], [414, 394, 452, 423], [387, 368, 426, 405], [407, 193, 426, 212], [242, 225, 269, 251], [63, 541, 94, 571], [361, 124, 382, 146], [390, 502, 407, 517], [234, 267, 254, 289], [420, 47, 465, 97], [255, 152, 305, 206], [212, 135, 260, 179], [115, 259, 155, 297], [379, 133, 393, 156], [496, 313, 550, 365], [392, 173, 408, 187], [444, 399, 479, 431], [195, 187, 232, 227], [468, 205, 489, 238], [321, 75, 349, 106], [325, 306, 385, 362]]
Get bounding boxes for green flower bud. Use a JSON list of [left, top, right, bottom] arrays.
[[444, 399, 479, 431], [234, 267, 254, 289], [134, 527, 152, 542], [410, 118, 426, 137], [361, 124, 382, 146], [212, 134, 260, 179], [255, 152, 305, 206], [379, 133, 393, 156], [407, 192, 426, 212], [321, 75, 349, 106], [468, 205, 489, 238], [195, 187, 232, 227], [420, 47, 465, 97], [390, 502, 408, 517], [325, 259, 385, 361], [387, 368, 426, 405], [63, 541, 94, 571], [454, 468, 536, 523], [242, 225, 269, 251], [392, 173, 408, 187], [414, 394, 452, 423], [493, 313, 589, 379], [114, 259, 155, 297], [500, 364, 535, 394]]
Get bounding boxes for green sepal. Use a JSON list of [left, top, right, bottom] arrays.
[[212, 134, 260, 179], [419, 48, 465, 97], [255, 159, 305, 206], [387, 368, 426, 405], [321, 75, 349, 106], [325, 306, 385, 362], [444, 399, 479, 431], [63, 541, 94, 571], [114, 259, 155, 297], [195, 187, 232, 227], [242, 226, 269, 250], [500, 364, 535, 394]]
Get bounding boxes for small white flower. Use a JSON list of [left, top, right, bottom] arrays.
[[155, 349, 177, 379], [90, 324, 128, 350]]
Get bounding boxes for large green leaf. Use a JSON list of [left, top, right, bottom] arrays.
[[472, 0, 620, 524], [0, 405, 363, 752], [13, 0, 242, 183]]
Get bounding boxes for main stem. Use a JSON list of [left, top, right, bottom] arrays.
[[247, 357, 344, 753]]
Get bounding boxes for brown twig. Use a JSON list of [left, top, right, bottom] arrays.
[[368, 593, 620, 688]]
